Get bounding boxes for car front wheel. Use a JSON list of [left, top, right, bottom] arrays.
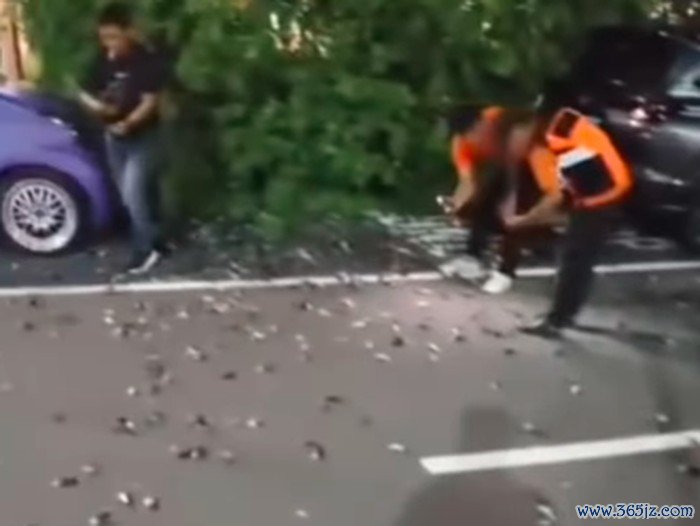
[[0, 169, 87, 255]]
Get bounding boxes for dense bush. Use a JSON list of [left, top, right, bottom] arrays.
[[20, 0, 653, 236]]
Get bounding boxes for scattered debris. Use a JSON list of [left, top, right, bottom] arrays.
[[116, 491, 135, 507], [373, 353, 392, 364], [535, 499, 558, 525], [321, 395, 345, 412], [391, 335, 406, 347], [317, 308, 332, 318], [521, 421, 544, 437], [340, 297, 356, 310], [304, 441, 326, 462], [19, 320, 36, 332], [187, 413, 213, 431], [352, 319, 370, 329], [27, 296, 45, 309], [654, 412, 671, 426], [88, 510, 113, 526], [245, 418, 265, 430], [173, 445, 209, 461], [218, 449, 238, 465], [51, 476, 79, 489], [452, 328, 466, 343], [297, 300, 314, 312], [387, 443, 409, 455], [569, 383, 583, 396], [142, 495, 161, 512], [249, 329, 267, 342], [102, 309, 116, 326], [255, 363, 276, 375], [80, 463, 100, 477], [113, 417, 138, 436], [428, 343, 442, 355], [296, 248, 317, 266], [222, 371, 238, 381]]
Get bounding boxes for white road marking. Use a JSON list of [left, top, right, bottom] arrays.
[[520, 259, 700, 278], [0, 259, 698, 298], [421, 429, 700, 475], [0, 271, 442, 298]]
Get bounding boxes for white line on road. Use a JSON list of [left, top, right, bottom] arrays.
[[0, 259, 698, 298], [0, 271, 442, 298], [421, 430, 700, 475]]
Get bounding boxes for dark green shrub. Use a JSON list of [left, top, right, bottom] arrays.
[[20, 0, 652, 237]]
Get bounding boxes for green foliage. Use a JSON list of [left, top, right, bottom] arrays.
[[19, 0, 652, 237]]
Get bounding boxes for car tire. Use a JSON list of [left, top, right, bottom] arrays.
[[0, 168, 89, 255]]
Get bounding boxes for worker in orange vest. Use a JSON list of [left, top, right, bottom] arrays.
[[441, 105, 531, 291], [501, 108, 634, 338]]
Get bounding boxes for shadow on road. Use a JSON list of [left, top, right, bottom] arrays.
[[394, 407, 543, 526], [576, 320, 700, 501], [574, 323, 700, 363]]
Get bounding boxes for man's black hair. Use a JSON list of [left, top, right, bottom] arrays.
[[447, 105, 482, 136], [98, 2, 133, 28]]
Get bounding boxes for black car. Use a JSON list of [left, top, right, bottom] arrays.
[[543, 26, 700, 250]]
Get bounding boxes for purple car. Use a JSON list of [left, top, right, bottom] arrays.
[[0, 88, 119, 254]]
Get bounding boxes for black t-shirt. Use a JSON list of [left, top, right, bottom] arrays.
[[82, 43, 166, 127]]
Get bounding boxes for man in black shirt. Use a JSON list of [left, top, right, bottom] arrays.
[[80, 2, 166, 274]]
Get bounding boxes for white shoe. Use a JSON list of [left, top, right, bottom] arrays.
[[127, 250, 162, 275], [439, 257, 482, 280], [481, 271, 514, 295]]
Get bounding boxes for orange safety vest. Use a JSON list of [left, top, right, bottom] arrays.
[[528, 109, 634, 210], [451, 106, 505, 180]]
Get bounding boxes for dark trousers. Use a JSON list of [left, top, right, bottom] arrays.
[[465, 170, 508, 258], [546, 209, 613, 326], [468, 167, 543, 273], [499, 226, 557, 277]]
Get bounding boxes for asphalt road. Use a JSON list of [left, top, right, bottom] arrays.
[[0, 267, 699, 526]]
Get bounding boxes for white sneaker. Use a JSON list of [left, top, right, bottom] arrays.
[[127, 250, 162, 275], [439, 256, 482, 280], [481, 271, 514, 295]]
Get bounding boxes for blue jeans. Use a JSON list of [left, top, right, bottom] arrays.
[[105, 130, 160, 256]]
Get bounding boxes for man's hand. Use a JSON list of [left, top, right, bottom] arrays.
[[79, 92, 119, 121], [96, 103, 120, 120], [503, 214, 527, 232], [436, 195, 455, 215], [504, 194, 568, 232], [108, 120, 133, 137], [451, 177, 474, 213]]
